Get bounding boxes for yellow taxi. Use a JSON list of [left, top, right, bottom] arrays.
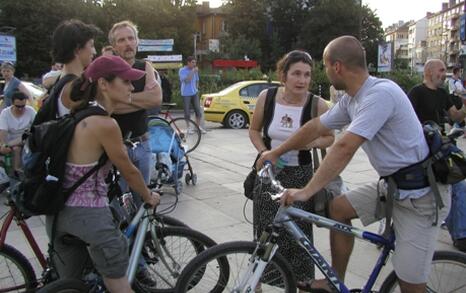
[[201, 80, 280, 129]]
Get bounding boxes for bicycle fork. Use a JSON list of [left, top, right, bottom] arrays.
[[234, 231, 279, 293]]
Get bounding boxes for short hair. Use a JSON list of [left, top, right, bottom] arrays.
[[324, 35, 367, 70], [276, 50, 313, 81], [0, 61, 15, 71], [52, 19, 101, 64], [101, 45, 115, 54], [11, 91, 28, 102], [108, 20, 139, 45], [453, 67, 461, 75], [186, 56, 196, 63]]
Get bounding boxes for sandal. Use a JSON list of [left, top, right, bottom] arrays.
[[297, 279, 332, 292]]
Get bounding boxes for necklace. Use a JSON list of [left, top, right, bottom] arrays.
[[282, 94, 306, 105]]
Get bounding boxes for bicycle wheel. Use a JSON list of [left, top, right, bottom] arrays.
[[134, 226, 220, 292], [175, 241, 297, 293], [0, 243, 37, 292], [379, 250, 466, 292], [37, 278, 89, 293], [169, 118, 201, 153], [155, 214, 189, 228]]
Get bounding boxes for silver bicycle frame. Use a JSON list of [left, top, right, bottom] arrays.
[[126, 205, 150, 284]]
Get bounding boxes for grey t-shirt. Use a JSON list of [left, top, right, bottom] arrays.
[[320, 76, 429, 177]]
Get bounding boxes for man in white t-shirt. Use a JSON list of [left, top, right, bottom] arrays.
[[0, 91, 36, 173], [449, 67, 466, 101]]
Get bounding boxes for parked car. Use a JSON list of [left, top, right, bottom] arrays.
[[23, 81, 47, 110], [201, 80, 280, 129]]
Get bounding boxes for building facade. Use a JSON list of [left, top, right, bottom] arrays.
[[194, 1, 227, 57]]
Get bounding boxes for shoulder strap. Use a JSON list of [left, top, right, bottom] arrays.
[[262, 87, 278, 149], [63, 153, 108, 197]]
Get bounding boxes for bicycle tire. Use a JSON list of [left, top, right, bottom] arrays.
[[36, 278, 89, 293], [0, 243, 37, 293], [379, 250, 466, 293], [135, 226, 221, 293], [169, 118, 201, 153], [155, 215, 189, 228], [174, 241, 297, 293]]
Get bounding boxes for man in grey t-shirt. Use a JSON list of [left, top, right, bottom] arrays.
[[260, 36, 450, 293]]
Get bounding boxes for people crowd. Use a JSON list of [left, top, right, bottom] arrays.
[[2, 17, 466, 293]]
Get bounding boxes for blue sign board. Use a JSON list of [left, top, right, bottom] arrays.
[[139, 39, 174, 46], [138, 45, 173, 52], [460, 14, 466, 42], [0, 35, 16, 63]]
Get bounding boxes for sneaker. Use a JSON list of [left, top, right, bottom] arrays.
[[199, 127, 207, 134], [136, 268, 157, 288]]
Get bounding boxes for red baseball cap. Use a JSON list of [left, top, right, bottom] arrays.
[[84, 55, 145, 82]]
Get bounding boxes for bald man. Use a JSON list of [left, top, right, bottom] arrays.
[[408, 59, 465, 127], [259, 36, 450, 293]]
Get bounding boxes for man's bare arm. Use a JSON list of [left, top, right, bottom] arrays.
[[114, 62, 162, 113]]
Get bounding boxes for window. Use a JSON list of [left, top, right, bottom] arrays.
[[239, 84, 272, 97]]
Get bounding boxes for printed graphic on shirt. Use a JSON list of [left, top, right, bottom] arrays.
[[280, 114, 293, 128]]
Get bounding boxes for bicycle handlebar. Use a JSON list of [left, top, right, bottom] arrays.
[[258, 161, 286, 201]]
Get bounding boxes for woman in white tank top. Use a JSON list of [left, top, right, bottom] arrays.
[[249, 50, 334, 292]]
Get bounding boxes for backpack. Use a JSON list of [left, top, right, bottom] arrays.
[[423, 121, 466, 185], [32, 74, 77, 126], [14, 105, 108, 216]]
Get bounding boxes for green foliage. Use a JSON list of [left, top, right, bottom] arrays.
[[378, 70, 422, 93], [218, 34, 262, 60]]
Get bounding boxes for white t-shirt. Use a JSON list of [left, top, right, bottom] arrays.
[[448, 77, 466, 100], [268, 103, 304, 166], [0, 105, 36, 142]]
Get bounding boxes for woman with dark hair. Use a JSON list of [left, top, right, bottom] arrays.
[[46, 55, 160, 293], [249, 50, 334, 291], [34, 19, 101, 124]]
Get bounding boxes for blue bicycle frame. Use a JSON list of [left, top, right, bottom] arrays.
[[274, 205, 395, 293]]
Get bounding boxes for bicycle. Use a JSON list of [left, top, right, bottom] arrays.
[[152, 102, 202, 154], [174, 163, 466, 293], [0, 179, 215, 292]]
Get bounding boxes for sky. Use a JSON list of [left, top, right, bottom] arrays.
[[200, 0, 448, 28]]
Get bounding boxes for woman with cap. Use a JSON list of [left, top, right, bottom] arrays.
[[45, 55, 160, 293], [0, 61, 32, 109]]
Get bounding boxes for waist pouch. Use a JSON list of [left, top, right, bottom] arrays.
[[385, 159, 430, 190]]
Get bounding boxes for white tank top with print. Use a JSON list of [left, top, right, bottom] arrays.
[[268, 103, 304, 166]]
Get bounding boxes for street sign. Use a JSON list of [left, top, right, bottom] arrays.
[[138, 45, 173, 52], [146, 55, 182, 62], [0, 35, 16, 63], [139, 39, 174, 46], [377, 42, 392, 72]]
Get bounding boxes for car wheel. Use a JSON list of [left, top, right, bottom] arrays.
[[225, 110, 247, 129]]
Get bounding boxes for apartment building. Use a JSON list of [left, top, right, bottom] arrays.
[[385, 21, 411, 65], [408, 17, 428, 72], [426, 0, 464, 68]]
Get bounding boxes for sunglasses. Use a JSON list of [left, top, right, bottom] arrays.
[[14, 105, 25, 109]]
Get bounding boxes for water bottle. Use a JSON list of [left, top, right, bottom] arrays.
[[4, 153, 12, 176], [274, 156, 288, 176]]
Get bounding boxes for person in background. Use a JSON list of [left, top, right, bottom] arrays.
[[329, 85, 345, 105], [108, 20, 162, 204], [0, 91, 36, 174], [0, 62, 32, 109], [42, 62, 63, 90], [249, 50, 334, 292], [178, 56, 206, 133], [33, 19, 101, 125], [409, 59, 466, 253]]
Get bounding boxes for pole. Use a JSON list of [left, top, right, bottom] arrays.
[[193, 33, 197, 58]]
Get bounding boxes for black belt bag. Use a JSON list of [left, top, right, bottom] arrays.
[[385, 159, 430, 190]]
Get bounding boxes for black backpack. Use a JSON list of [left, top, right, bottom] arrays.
[[32, 74, 77, 126], [15, 105, 108, 216]]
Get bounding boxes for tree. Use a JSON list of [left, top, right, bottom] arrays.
[[297, 0, 383, 63]]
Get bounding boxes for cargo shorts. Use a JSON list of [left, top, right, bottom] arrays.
[[46, 206, 129, 279], [345, 182, 451, 284]]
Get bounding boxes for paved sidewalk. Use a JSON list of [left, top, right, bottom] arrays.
[[0, 122, 460, 290]]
